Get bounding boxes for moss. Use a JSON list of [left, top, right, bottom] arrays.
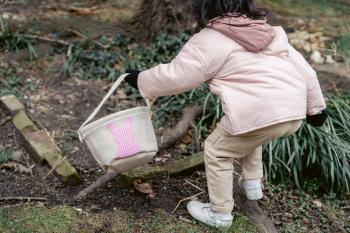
[[0, 149, 12, 164], [117, 153, 204, 186]]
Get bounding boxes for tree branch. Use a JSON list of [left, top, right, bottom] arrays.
[[0, 197, 48, 202], [74, 173, 119, 200], [158, 105, 203, 150]]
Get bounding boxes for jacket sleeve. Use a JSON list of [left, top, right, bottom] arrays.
[[137, 36, 212, 99], [288, 45, 326, 115]]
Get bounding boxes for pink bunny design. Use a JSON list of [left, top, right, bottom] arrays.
[[106, 117, 141, 158]]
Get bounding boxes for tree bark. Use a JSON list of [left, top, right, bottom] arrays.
[[128, 0, 194, 40]]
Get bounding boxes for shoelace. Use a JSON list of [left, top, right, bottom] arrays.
[[201, 206, 214, 222], [207, 209, 217, 224]]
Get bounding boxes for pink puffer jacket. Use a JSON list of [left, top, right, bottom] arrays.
[[138, 16, 326, 135]]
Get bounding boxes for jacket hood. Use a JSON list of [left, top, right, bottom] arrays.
[[208, 15, 276, 53]]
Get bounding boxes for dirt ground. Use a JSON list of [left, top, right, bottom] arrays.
[[1, 0, 350, 232]]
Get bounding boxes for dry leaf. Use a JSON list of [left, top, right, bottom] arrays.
[[133, 179, 155, 198], [181, 135, 192, 144], [178, 143, 187, 151], [312, 200, 323, 208], [163, 153, 172, 158], [155, 158, 162, 163]]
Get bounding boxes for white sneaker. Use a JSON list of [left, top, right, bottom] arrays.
[[187, 201, 233, 228], [241, 179, 263, 200]]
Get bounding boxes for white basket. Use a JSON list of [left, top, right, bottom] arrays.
[[78, 74, 158, 173]]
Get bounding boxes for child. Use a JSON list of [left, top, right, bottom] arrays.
[[125, 0, 327, 228]]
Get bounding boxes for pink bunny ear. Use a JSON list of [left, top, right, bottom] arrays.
[[123, 117, 133, 128], [106, 117, 141, 158]]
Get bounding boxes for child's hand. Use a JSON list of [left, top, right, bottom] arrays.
[[125, 69, 141, 90], [306, 109, 327, 127]]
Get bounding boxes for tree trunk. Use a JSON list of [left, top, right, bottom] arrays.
[[128, 0, 194, 40], [128, 0, 282, 40]]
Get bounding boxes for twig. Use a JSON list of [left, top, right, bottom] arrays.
[[68, 29, 111, 49], [155, 208, 192, 224], [74, 173, 119, 200], [0, 116, 11, 126], [172, 192, 203, 213], [22, 154, 34, 177], [0, 196, 48, 202], [18, 34, 72, 46], [184, 179, 204, 192], [154, 208, 185, 222], [42, 156, 67, 181]]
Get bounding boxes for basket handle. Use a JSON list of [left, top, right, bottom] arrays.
[[78, 73, 150, 141]]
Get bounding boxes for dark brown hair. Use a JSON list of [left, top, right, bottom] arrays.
[[193, 0, 269, 28]]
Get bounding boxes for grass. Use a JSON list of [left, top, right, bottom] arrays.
[[0, 205, 77, 233], [0, 204, 257, 233], [162, 89, 350, 194], [0, 17, 37, 59], [263, 93, 350, 194]]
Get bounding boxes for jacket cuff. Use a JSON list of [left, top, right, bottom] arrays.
[[137, 71, 151, 99]]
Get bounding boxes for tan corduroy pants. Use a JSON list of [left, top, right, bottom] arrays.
[[204, 120, 302, 213]]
